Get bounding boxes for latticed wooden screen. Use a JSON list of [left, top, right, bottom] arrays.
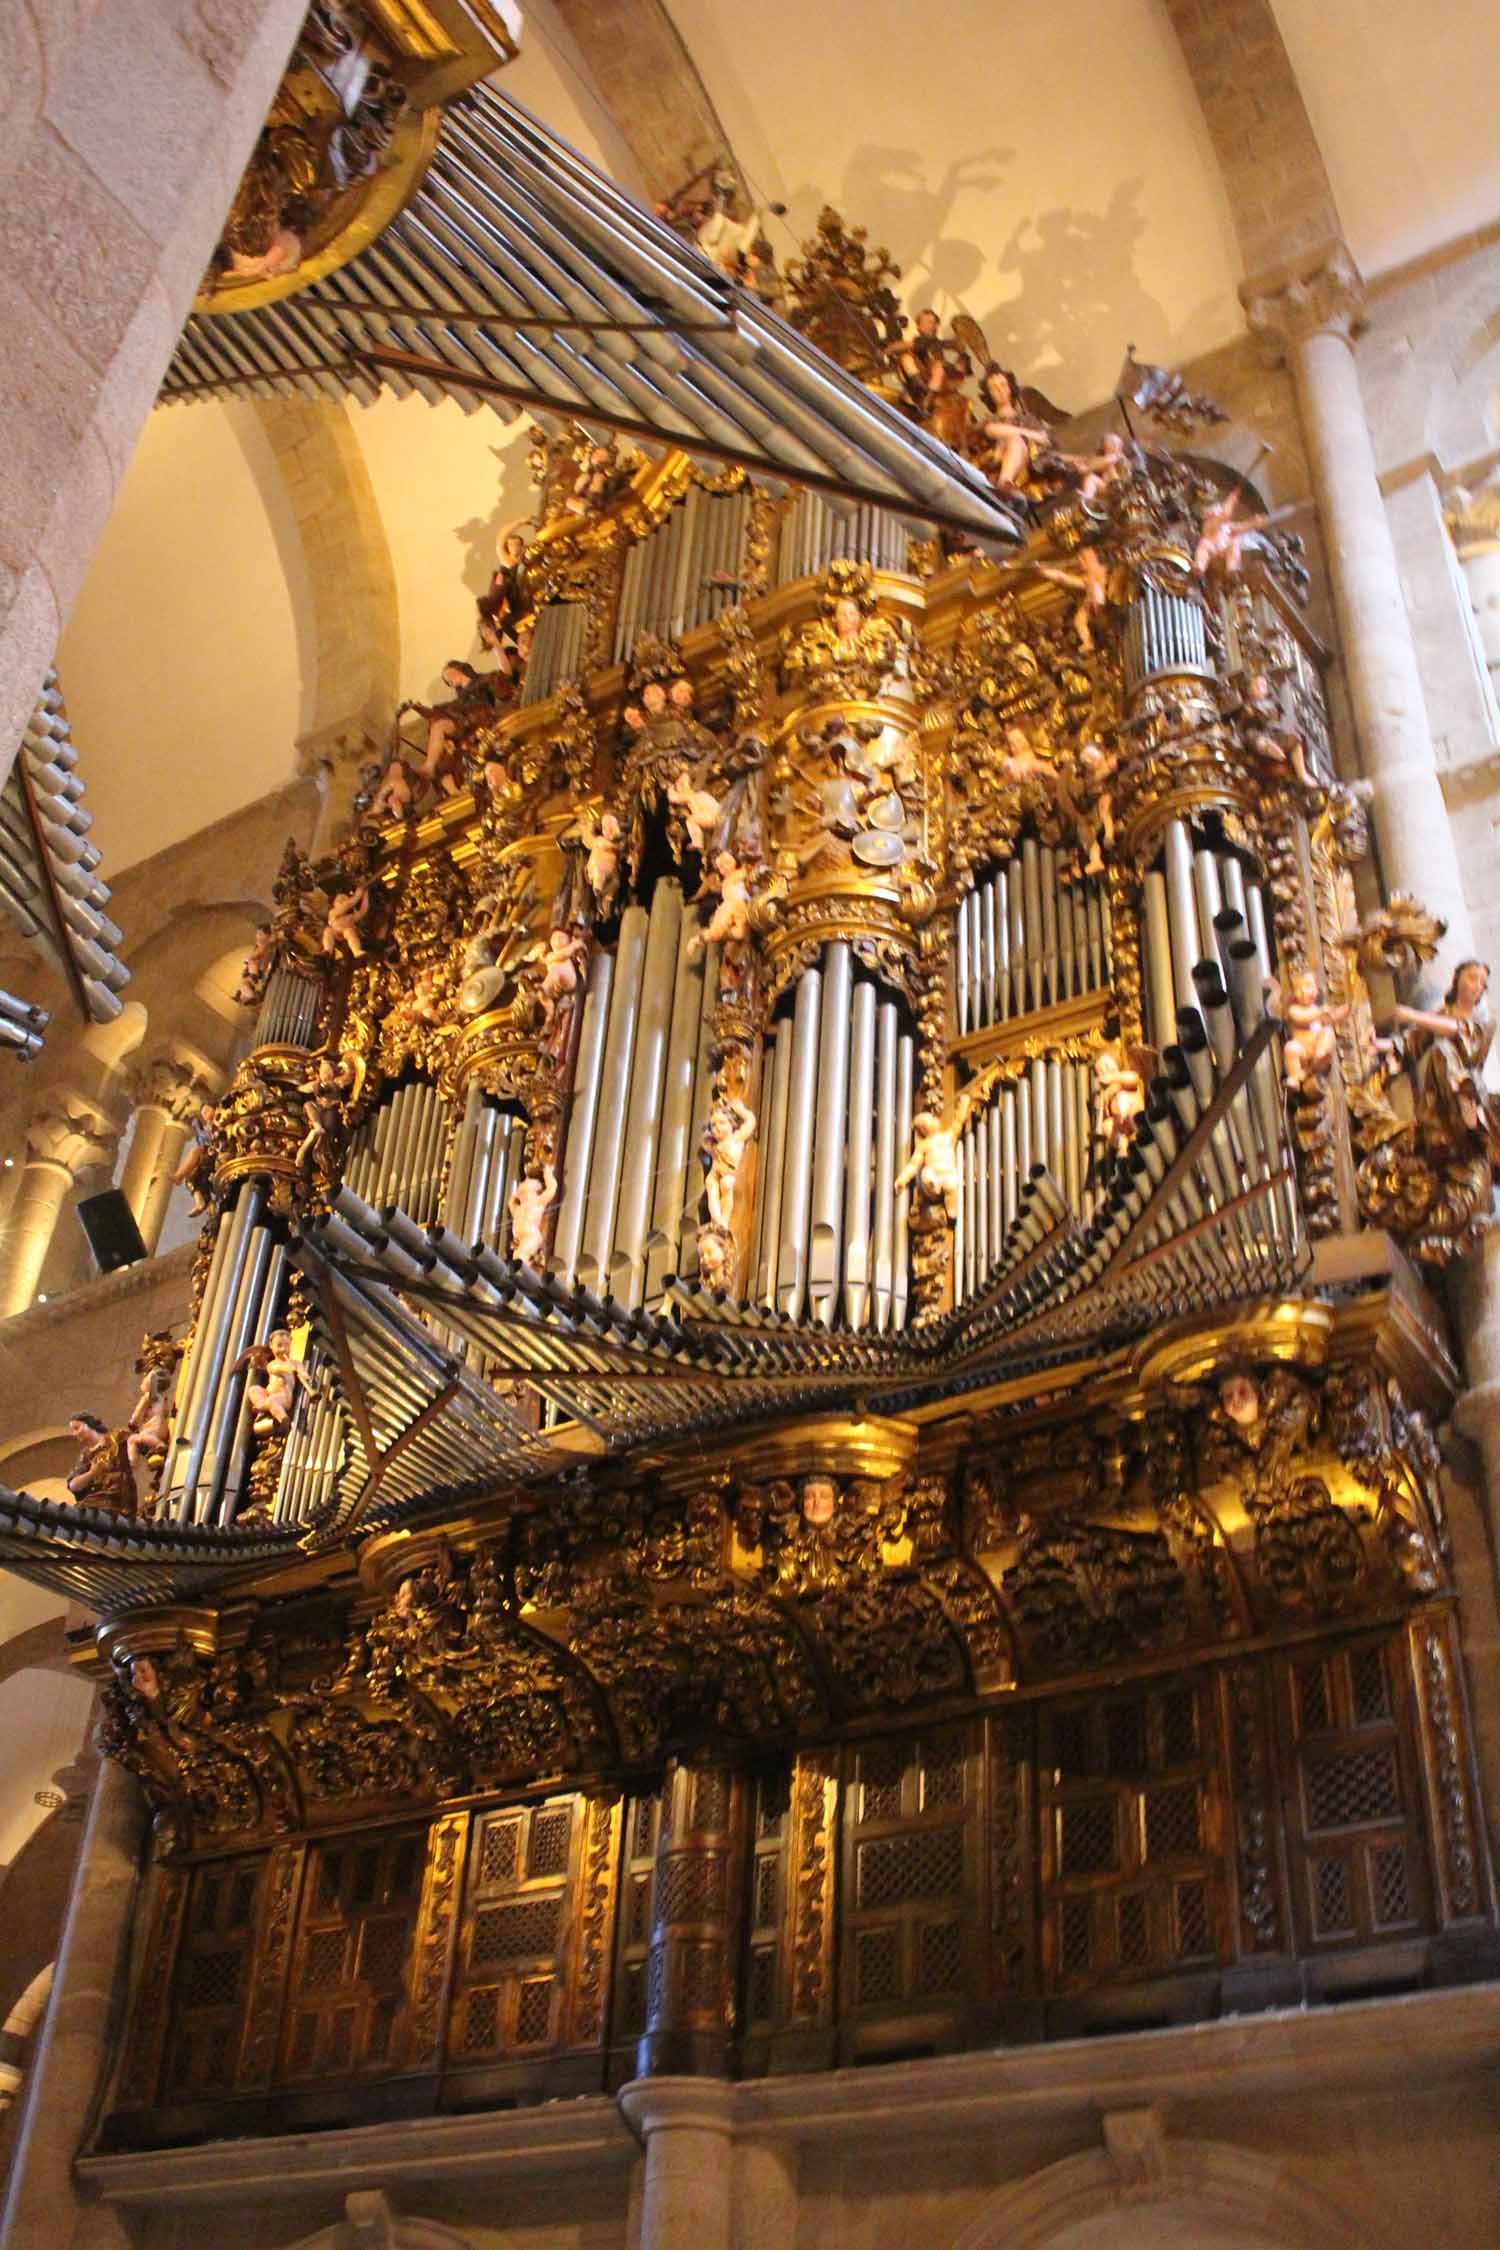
[[743, 1768, 792, 2032], [164, 1857, 263, 2097], [1038, 1674, 1226, 1989], [447, 1795, 582, 2062], [839, 1725, 977, 2028], [611, 1788, 662, 2046], [280, 1828, 425, 2081], [1280, 1633, 1432, 1948]]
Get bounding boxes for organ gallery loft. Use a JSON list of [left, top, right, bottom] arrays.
[[1, 5, 1500, 2248]]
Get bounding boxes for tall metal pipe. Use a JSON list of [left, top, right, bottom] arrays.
[[871, 1000, 897, 1332], [582, 903, 648, 1293], [167, 1184, 265, 1522], [843, 976, 877, 1330], [893, 1032, 913, 1329], [199, 1221, 276, 1522], [1007, 866, 1025, 1017], [1163, 820, 1201, 1015], [980, 877, 997, 1027], [679, 937, 720, 1281], [554, 948, 614, 1284], [756, 1022, 791, 1307], [995, 869, 1011, 1021], [1040, 846, 1059, 1008], [646, 907, 706, 1303], [777, 962, 823, 1320], [1142, 872, 1176, 1053], [809, 941, 853, 1326], [1001, 1085, 1018, 1237], [615, 879, 684, 1307], [1022, 839, 1042, 1010]]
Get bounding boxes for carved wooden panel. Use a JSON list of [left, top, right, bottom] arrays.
[[1038, 1674, 1226, 1990], [986, 1708, 1036, 1996], [236, 1840, 306, 2091], [838, 1725, 978, 2030], [447, 1795, 585, 2065], [1408, 1610, 1489, 1926], [278, 1827, 427, 2082], [407, 1812, 468, 2071], [744, 1767, 792, 2033], [112, 1860, 189, 2111], [1218, 1659, 1287, 1956], [163, 1856, 265, 2100], [1277, 1632, 1433, 1950]]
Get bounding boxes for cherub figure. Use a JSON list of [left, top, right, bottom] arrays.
[[367, 756, 418, 825], [690, 850, 755, 953], [235, 1328, 310, 1433], [1059, 739, 1118, 874], [1036, 545, 1111, 653], [394, 964, 446, 1034], [667, 766, 723, 856], [1056, 430, 1131, 502], [125, 1356, 175, 1501], [172, 1102, 217, 1214], [296, 1054, 355, 1168], [538, 928, 588, 1056], [565, 440, 626, 517], [1094, 1042, 1153, 1158], [895, 1106, 965, 1221], [1000, 724, 1048, 784], [1241, 672, 1315, 790], [233, 923, 275, 1009], [702, 1092, 756, 1232], [508, 1162, 559, 1269], [1194, 485, 1266, 580], [322, 883, 371, 961], [581, 810, 623, 914], [1265, 967, 1349, 1092], [976, 365, 1053, 490]]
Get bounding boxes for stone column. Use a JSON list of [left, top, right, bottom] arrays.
[[732, 2140, 798, 2249], [119, 1062, 201, 1254], [0, 1132, 78, 1317], [1244, 246, 1473, 989], [638, 1752, 744, 2080], [618, 2079, 735, 2250], [0, 1754, 147, 2250], [0, 0, 312, 774]]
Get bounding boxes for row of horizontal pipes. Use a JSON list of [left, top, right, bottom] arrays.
[[955, 851, 1109, 1034], [2, 675, 128, 1022], [155, 1182, 288, 1527], [253, 964, 323, 1050], [613, 486, 753, 662], [752, 941, 915, 1331]]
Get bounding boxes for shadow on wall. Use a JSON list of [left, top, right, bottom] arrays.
[[780, 149, 1226, 406]]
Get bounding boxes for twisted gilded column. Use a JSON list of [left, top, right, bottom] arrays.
[[1244, 248, 1473, 988]]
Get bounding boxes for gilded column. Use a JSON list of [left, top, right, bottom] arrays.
[[0, 1755, 147, 2250], [638, 1753, 744, 2079], [618, 2078, 735, 2250], [1244, 246, 1473, 987]]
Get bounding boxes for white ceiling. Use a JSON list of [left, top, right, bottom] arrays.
[[48, 1, 1500, 887], [1273, 0, 1500, 278]]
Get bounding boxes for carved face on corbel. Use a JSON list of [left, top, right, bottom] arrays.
[[802, 1475, 837, 1526], [1218, 1372, 1262, 1430]]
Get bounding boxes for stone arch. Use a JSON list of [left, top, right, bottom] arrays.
[[948, 2133, 1376, 2250], [279, 2191, 473, 2250]]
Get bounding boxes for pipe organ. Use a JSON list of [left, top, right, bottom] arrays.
[[612, 485, 754, 661], [775, 488, 909, 584], [955, 855, 1109, 1031], [23, 417, 1499, 2150]]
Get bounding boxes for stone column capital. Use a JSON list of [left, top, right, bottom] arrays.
[[618, 2074, 736, 2141], [1242, 238, 1367, 360], [1444, 465, 1500, 559]]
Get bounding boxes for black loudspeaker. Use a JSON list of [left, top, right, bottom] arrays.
[[76, 1188, 147, 1275]]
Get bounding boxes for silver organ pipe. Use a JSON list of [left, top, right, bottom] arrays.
[[893, 1031, 912, 1331], [273, 1347, 344, 1527], [198, 1217, 277, 1522], [253, 963, 322, 1049], [614, 878, 684, 1307], [808, 939, 853, 1326], [581, 901, 648, 1292], [345, 1080, 449, 1225], [613, 490, 752, 660], [161, 1182, 266, 1522], [775, 490, 907, 585], [520, 600, 589, 705], [754, 1021, 790, 1307], [1124, 574, 1212, 694], [775, 961, 823, 1320], [443, 1079, 485, 1243], [871, 1000, 898, 1332], [561, 893, 719, 1306], [645, 907, 708, 1305], [949, 1053, 1104, 1307], [843, 977, 877, 1331], [554, 948, 613, 1286], [957, 858, 1108, 1031]]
